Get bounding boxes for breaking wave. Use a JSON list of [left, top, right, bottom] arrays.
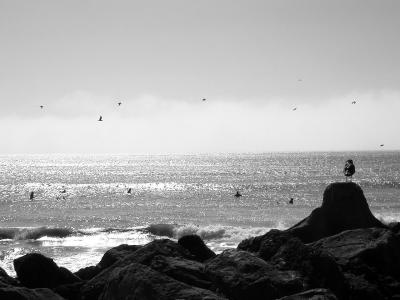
[[0, 227, 77, 240]]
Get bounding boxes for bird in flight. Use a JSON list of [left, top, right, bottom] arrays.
[[344, 159, 355, 182], [98, 116, 103, 121], [351, 101, 356, 104], [40, 105, 44, 109], [292, 107, 297, 111], [380, 144, 384, 147], [118, 102, 122, 106], [202, 98, 206, 102]]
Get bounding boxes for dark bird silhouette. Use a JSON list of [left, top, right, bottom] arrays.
[[292, 107, 297, 111], [289, 198, 294, 204], [234, 191, 242, 198], [352, 101, 356, 104], [29, 191, 35, 200], [40, 105, 44, 109], [344, 159, 355, 182], [380, 144, 384, 147], [118, 102, 122, 106], [127, 188, 132, 194], [61, 189, 66, 193], [298, 79, 302, 82], [202, 98, 206, 102], [98, 116, 103, 121]]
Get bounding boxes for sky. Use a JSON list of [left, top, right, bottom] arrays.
[[0, 0, 399, 154]]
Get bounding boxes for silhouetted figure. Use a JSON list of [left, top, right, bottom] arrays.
[[61, 189, 66, 193], [127, 188, 132, 194], [40, 105, 44, 109], [29, 192, 35, 200], [202, 98, 206, 102], [289, 198, 294, 204], [234, 191, 242, 198], [380, 144, 384, 147], [352, 101, 356, 104], [292, 107, 297, 111], [118, 102, 122, 106], [344, 159, 355, 182], [98, 116, 103, 121]]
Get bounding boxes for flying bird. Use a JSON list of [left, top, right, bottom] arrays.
[[40, 105, 44, 109], [292, 107, 297, 111], [202, 98, 206, 102], [118, 102, 122, 106], [351, 101, 356, 104], [98, 116, 103, 121], [343, 159, 355, 182], [380, 144, 384, 147]]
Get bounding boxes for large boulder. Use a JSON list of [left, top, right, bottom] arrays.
[[288, 182, 385, 243], [98, 262, 227, 300], [205, 249, 304, 300], [0, 286, 65, 300], [97, 244, 142, 269], [178, 234, 216, 262], [13, 253, 80, 289], [0, 267, 19, 287]]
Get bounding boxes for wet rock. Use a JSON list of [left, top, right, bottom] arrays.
[[205, 249, 304, 300], [74, 266, 101, 281], [53, 282, 84, 300], [0, 267, 19, 287], [97, 244, 142, 269], [98, 262, 227, 300], [0, 286, 65, 300], [178, 234, 216, 262], [13, 253, 80, 289], [278, 288, 338, 300], [288, 182, 385, 243]]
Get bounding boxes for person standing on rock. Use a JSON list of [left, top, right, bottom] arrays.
[[344, 159, 355, 182]]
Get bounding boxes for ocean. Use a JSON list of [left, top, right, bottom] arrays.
[[0, 152, 399, 276]]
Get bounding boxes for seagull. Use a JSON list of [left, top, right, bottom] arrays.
[[344, 159, 355, 182], [351, 101, 356, 104], [380, 144, 384, 147], [98, 116, 103, 121], [29, 191, 35, 200], [127, 188, 132, 194], [40, 105, 44, 109], [234, 190, 242, 198], [292, 107, 297, 111], [202, 98, 206, 102], [289, 198, 294, 204], [118, 102, 122, 106]]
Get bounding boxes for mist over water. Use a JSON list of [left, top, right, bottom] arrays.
[[0, 152, 399, 275]]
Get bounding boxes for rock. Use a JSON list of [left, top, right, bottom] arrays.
[[149, 255, 214, 290], [288, 182, 385, 243], [52, 282, 84, 300], [238, 229, 295, 261], [0, 286, 65, 300], [0, 267, 19, 287], [81, 239, 194, 300], [98, 262, 227, 300], [74, 266, 101, 281], [205, 249, 304, 300], [97, 244, 141, 269], [269, 238, 346, 298], [178, 234, 216, 262], [278, 288, 338, 300], [344, 273, 384, 300], [13, 253, 81, 289]]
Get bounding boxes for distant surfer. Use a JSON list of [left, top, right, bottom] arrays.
[[29, 191, 35, 200], [98, 116, 103, 121], [344, 159, 355, 182], [234, 191, 242, 198], [289, 198, 294, 204], [127, 188, 132, 194], [61, 189, 66, 193]]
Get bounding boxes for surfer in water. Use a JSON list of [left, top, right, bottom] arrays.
[[234, 190, 242, 198], [29, 191, 35, 200]]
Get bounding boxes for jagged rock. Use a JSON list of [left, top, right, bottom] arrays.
[[205, 249, 304, 300], [52, 282, 84, 300], [288, 182, 385, 243], [98, 262, 227, 300], [237, 229, 295, 261], [74, 266, 101, 281], [178, 234, 216, 262], [0, 267, 19, 287], [0, 286, 65, 300], [344, 273, 384, 300], [149, 255, 214, 290], [97, 244, 142, 269], [278, 288, 338, 300], [269, 238, 346, 298], [81, 239, 194, 300], [13, 253, 81, 289]]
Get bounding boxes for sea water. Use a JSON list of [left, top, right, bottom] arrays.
[[0, 152, 399, 275]]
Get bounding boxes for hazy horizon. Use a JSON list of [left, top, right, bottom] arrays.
[[1, 0, 399, 154]]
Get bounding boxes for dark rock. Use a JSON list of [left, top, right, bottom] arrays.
[[52, 282, 84, 300], [0, 286, 65, 300], [344, 273, 384, 300], [0, 267, 19, 287], [13, 253, 80, 289], [278, 288, 338, 300], [81, 239, 194, 300], [97, 244, 141, 269], [388, 222, 400, 233], [205, 249, 304, 300], [149, 255, 214, 290], [98, 262, 227, 300], [74, 266, 101, 281], [178, 234, 216, 262], [269, 238, 346, 298], [288, 182, 385, 243], [238, 229, 295, 261]]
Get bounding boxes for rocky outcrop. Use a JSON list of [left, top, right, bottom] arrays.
[[13, 253, 80, 289], [278, 288, 338, 300], [288, 182, 385, 243], [178, 234, 217, 262], [0, 286, 65, 300]]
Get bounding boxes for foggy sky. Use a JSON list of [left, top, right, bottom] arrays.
[[1, 0, 399, 153]]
